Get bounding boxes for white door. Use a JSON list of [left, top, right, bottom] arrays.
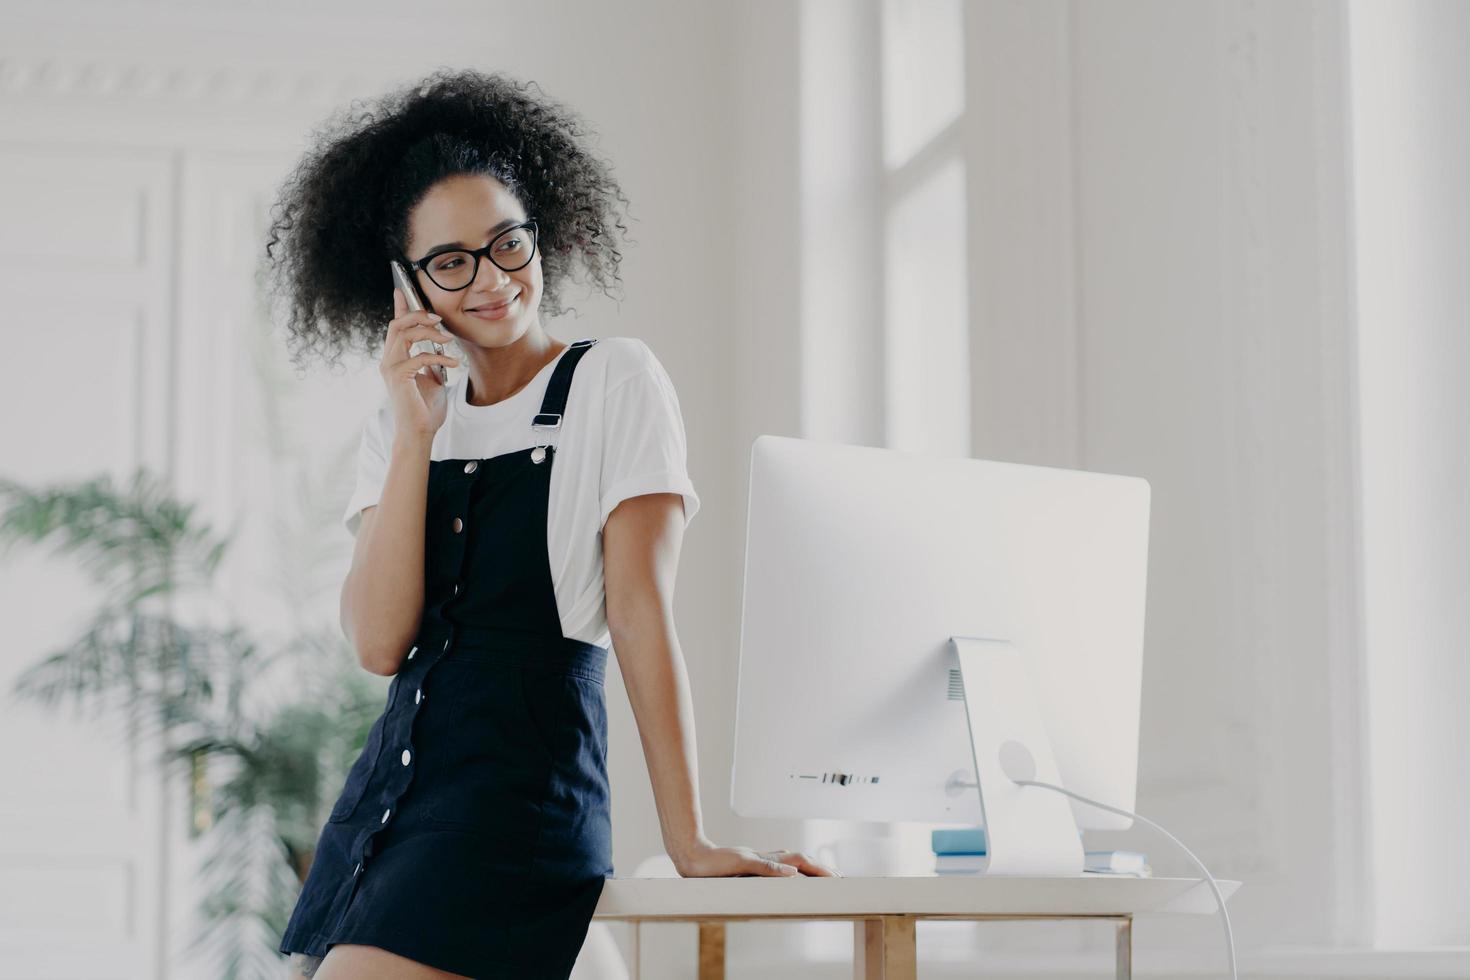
[[0, 145, 176, 979]]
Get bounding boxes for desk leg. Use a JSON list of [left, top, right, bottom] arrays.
[[629, 921, 641, 980], [698, 921, 725, 980], [1115, 917, 1132, 979], [853, 917, 917, 980]]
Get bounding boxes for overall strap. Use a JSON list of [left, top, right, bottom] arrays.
[[532, 339, 598, 438]]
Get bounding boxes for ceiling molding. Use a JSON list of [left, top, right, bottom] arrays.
[[0, 57, 381, 107]]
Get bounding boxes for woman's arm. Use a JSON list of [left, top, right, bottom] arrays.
[[603, 492, 707, 862], [339, 429, 432, 675], [602, 492, 838, 878]]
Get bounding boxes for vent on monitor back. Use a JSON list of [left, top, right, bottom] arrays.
[[787, 771, 880, 785], [947, 668, 965, 701]]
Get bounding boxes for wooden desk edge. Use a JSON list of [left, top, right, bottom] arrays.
[[601, 913, 1137, 980]]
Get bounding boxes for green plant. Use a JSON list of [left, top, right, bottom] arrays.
[[0, 468, 385, 979]]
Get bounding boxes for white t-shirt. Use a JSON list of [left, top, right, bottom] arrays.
[[341, 336, 701, 648]]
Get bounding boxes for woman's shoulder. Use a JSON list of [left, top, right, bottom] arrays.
[[583, 335, 667, 391]]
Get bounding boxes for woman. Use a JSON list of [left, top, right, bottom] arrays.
[[262, 68, 837, 980]]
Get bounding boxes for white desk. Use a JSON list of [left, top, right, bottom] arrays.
[[593, 874, 1241, 980]]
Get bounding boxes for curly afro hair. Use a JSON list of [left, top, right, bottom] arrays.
[[260, 67, 633, 372]]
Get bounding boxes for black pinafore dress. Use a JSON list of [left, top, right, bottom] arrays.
[[279, 339, 612, 979]]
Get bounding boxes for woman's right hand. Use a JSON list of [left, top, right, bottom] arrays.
[[381, 286, 460, 439]]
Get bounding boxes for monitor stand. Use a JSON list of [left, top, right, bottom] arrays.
[[946, 636, 1085, 875]]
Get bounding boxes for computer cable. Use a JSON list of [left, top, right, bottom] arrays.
[[1010, 776, 1238, 980]]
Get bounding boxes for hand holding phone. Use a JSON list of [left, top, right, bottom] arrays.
[[390, 260, 450, 384], [381, 276, 459, 440]]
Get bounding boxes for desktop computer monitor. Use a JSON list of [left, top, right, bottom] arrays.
[[730, 435, 1151, 863]]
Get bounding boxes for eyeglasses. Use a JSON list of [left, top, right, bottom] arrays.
[[407, 220, 538, 291]]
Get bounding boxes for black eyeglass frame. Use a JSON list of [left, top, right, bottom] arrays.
[[406, 219, 539, 292]]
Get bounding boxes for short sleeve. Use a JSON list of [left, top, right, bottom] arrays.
[[598, 345, 701, 533], [342, 402, 391, 538]]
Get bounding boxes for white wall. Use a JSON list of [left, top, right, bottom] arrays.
[[1066, 0, 1361, 953], [758, 0, 1463, 976], [1349, 0, 1470, 947], [785, 0, 1368, 969]]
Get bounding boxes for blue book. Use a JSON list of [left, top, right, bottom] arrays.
[[931, 827, 987, 855], [1084, 850, 1148, 873]]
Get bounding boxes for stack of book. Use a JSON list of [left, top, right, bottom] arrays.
[[1080, 850, 1152, 877], [930, 828, 1151, 877]]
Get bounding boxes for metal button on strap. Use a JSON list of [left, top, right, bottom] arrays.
[[464, 460, 478, 474], [401, 749, 411, 766], [381, 808, 391, 824], [415, 688, 422, 704], [451, 517, 464, 533]]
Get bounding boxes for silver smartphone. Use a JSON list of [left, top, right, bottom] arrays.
[[390, 259, 450, 384]]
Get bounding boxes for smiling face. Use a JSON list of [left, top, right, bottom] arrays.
[[404, 174, 544, 349]]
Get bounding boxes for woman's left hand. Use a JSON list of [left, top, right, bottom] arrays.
[[672, 840, 843, 877]]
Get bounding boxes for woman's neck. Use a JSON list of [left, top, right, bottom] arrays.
[[463, 334, 566, 407]]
